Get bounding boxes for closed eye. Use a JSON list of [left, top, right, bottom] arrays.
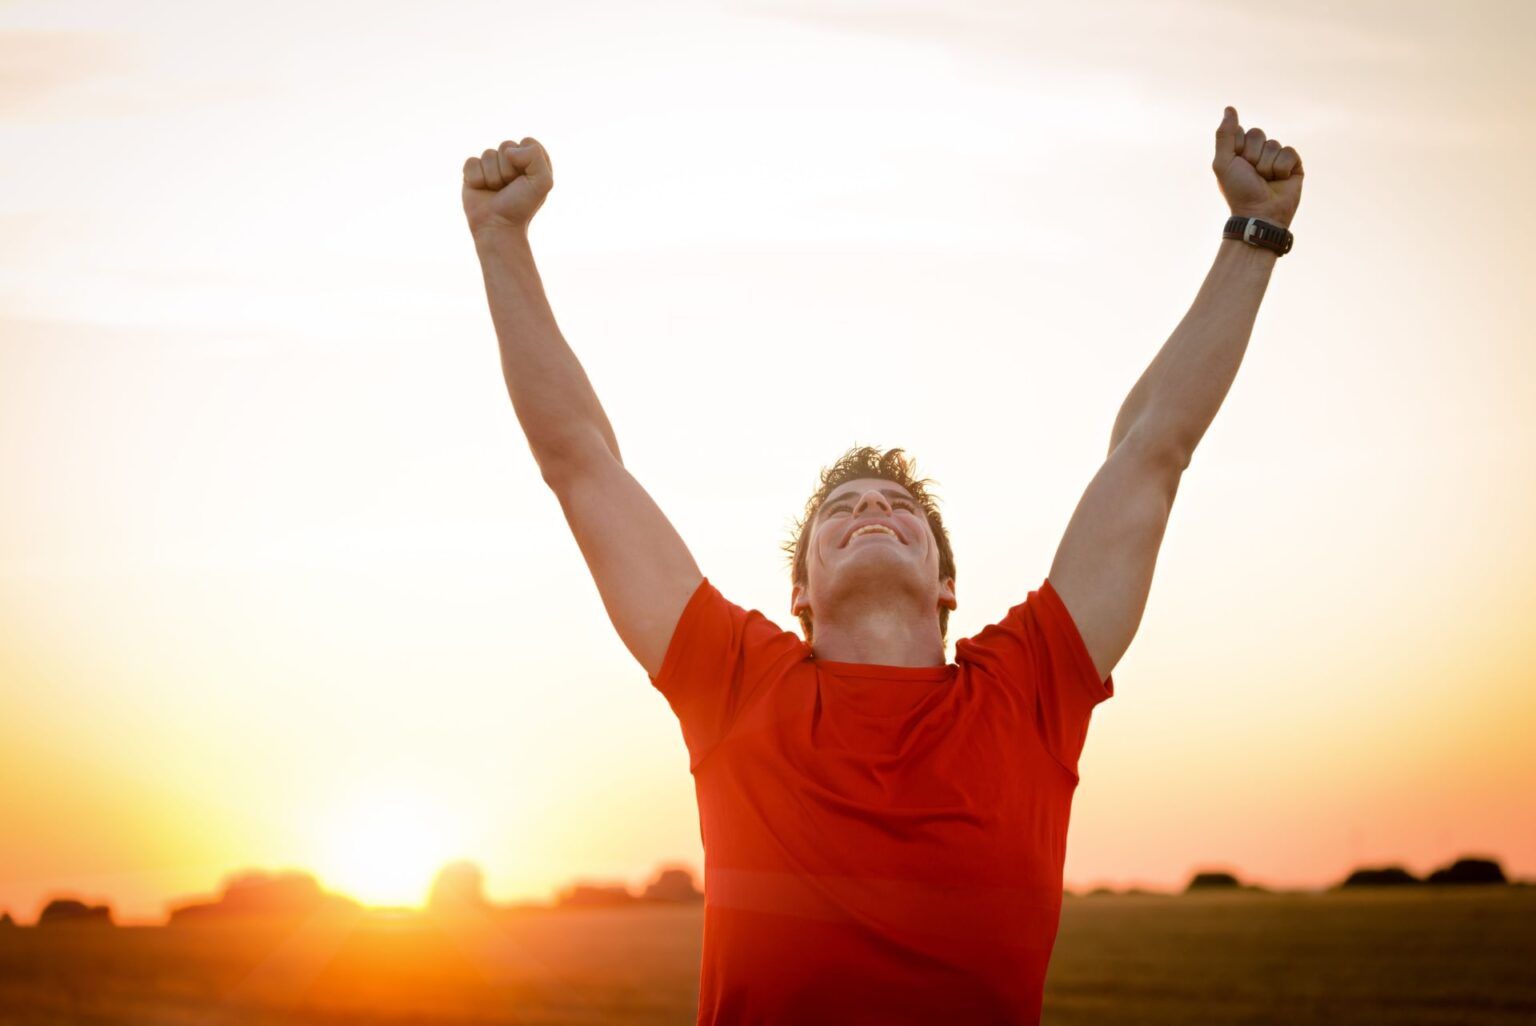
[[827, 500, 916, 514]]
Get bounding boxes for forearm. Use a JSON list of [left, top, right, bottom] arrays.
[[1109, 239, 1277, 458], [474, 228, 623, 474]]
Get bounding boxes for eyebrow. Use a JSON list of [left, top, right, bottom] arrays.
[[820, 488, 917, 515]]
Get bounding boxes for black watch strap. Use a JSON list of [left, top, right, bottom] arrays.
[[1223, 215, 1293, 256]]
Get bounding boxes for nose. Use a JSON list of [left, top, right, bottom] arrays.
[[853, 490, 892, 516]]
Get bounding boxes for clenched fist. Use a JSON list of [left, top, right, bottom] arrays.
[[1213, 107, 1302, 229], [462, 137, 553, 241]]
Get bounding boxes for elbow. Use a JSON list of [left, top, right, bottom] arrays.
[[532, 429, 622, 489], [1114, 421, 1195, 473], [1110, 411, 1193, 467]]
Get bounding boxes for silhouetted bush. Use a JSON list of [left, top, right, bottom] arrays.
[[557, 883, 637, 908], [0, 911, 16, 928], [37, 899, 112, 926]]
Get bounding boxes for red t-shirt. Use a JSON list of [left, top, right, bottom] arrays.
[[649, 576, 1115, 1026]]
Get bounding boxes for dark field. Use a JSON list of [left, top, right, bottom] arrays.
[[2, 889, 1532, 1025]]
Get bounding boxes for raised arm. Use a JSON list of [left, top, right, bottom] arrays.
[[1047, 107, 1304, 682], [462, 139, 702, 678], [1107, 107, 1303, 456]]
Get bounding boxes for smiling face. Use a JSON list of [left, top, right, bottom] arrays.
[[790, 476, 957, 640]]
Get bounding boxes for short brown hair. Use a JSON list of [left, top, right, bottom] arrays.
[[780, 445, 956, 646]]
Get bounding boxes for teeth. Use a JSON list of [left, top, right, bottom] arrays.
[[850, 525, 896, 541]]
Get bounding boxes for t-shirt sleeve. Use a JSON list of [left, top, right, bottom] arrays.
[[647, 576, 807, 772], [954, 576, 1114, 781]]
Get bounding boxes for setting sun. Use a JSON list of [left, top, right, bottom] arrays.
[[315, 793, 467, 908]]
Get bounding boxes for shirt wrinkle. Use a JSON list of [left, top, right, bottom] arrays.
[[649, 575, 1113, 1026]]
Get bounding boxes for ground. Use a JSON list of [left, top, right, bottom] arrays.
[[1, 889, 1532, 1025]]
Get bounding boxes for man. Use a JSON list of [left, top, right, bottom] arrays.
[[461, 105, 1302, 1026]]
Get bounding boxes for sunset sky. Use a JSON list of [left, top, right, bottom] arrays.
[[3, 0, 1533, 925]]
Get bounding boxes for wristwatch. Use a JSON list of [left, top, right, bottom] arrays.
[[1223, 215, 1293, 256]]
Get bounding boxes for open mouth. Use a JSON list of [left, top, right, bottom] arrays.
[[843, 524, 901, 546]]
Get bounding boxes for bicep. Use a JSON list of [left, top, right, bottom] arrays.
[[545, 455, 703, 679], [1047, 431, 1187, 683]]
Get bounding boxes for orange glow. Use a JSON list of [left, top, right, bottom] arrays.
[[1, 0, 1533, 927], [312, 793, 468, 908]]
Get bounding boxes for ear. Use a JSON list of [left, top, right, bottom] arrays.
[[791, 580, 810, 618], [938, 576, 957, 612]]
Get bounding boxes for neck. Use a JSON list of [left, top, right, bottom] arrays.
[[810, 597, 946, 667]]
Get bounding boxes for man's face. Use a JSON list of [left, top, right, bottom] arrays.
[[790, 477, 956, 628]]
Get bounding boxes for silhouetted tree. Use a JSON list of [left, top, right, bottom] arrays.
[[642, 866, 703, 903], [0, 911, 15, 928], [1427, 857, 1506, 885], [1185, 870, 1242, 891], [168, 869, 358, 925], [429, 861, 488, 913], [38, 899, 112, 926]]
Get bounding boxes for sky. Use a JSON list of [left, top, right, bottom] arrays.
[[2, 0, 1534, 925]]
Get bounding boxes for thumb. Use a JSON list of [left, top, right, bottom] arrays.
[[1214, 105, 1240, 162]]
